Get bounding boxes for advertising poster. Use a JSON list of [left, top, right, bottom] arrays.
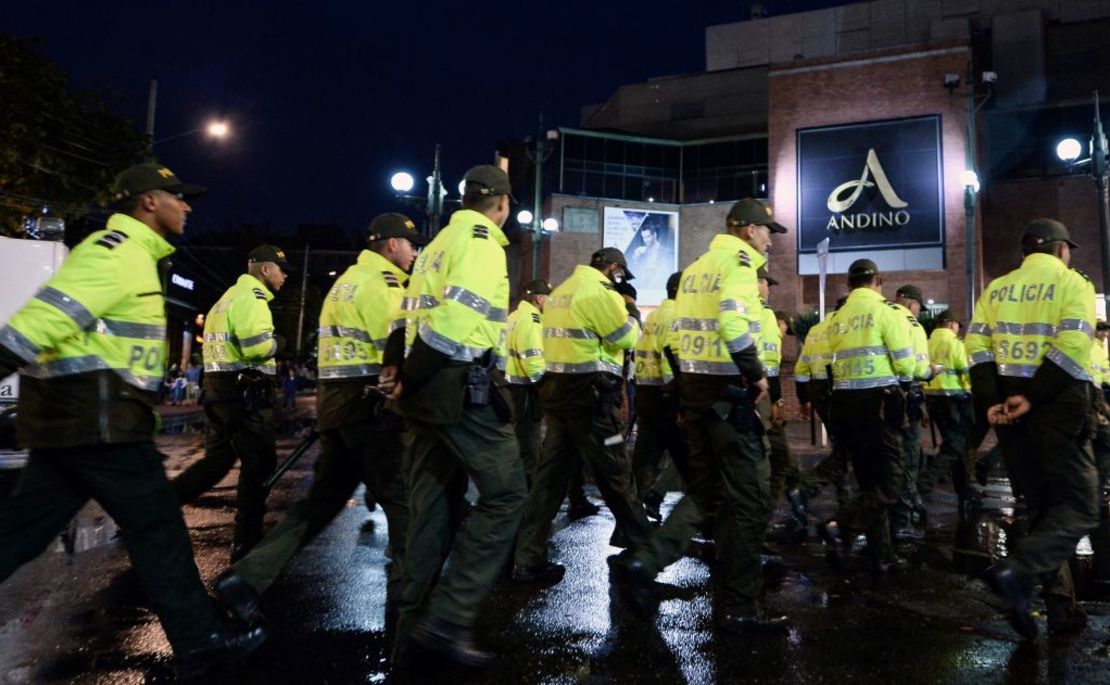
[[602, 207, 679, 306]]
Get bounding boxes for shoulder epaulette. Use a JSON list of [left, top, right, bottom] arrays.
[[473, 225, 489, 240], [1073, 268, 1093, 283], [601, 280, 616, 291], [885, 300, 898, 308], [738, 251, 752, 267], [252, 287, 267, 300], [94, 230, 129, 250], [531, 313, 542, 324], [382, 271, 402, 288]]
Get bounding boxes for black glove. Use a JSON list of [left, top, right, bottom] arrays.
[[730, 346, 765, 384]]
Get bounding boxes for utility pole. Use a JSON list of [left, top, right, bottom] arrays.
[[526, 116, 557, 280], [145, 77, 158, 158], [1092, 91, 1110, 315], [427, 144, 445, 234], [295, 244, 310, 359]]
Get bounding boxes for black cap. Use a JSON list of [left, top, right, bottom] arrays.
[[665, 271, 682, 299], [726, 198, 787, 234], [936, 309, 957, 326], [756, 266, 779, 286], [895, 284, 925, 307], [848, 259, 879, 277], [463, 165, 513, 198], [1022, 218, 1078, 248], [367, 212, 429, 246], [112, 163, 205, 201], [1097, 319, 1110, 332], [521, 278, 552, 297], [592, 247, 635, 280], [249, 244, 293, 272]]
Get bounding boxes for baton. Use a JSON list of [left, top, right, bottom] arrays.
[[263, 429, 320, 489]]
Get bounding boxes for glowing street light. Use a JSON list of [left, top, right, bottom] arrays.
[[542, 217, 559, 232], [207, 120, 230, 138], [457, 179, 466, 197], [390, 172, 415, 193], [1056, 137, 1083, 162], [961, 169, 980, 193], [154, 119, 233, 145], [517, 210, 533, 225]]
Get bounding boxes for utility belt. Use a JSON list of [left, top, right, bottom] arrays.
[[464, 351, 513, 423]]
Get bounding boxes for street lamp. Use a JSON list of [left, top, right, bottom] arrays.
[[387, 145, 449, 235], [153, 119, 232, 145], [542, 217, 559, 232], [947, 64, 995, 320], [525, 118, 560, 280], [1057, 91, 1110, 314], [517, 210, 533, 225]]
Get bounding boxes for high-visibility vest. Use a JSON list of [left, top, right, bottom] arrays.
[[634, 298, 676, 385], [891, 302, 932, 381], [795, 317, 831, 382], [826, 287, 916, 390], [1, 213, 172, 393], [203, 273, 277, 375], [317, 249, 406, 380], [668, 233, 765, 376], [756, 300, 781, 378], [542, 264, 638, 376], [507, 299, 545, 384], [401, 209, 510, 366], [966, 253, 1096, 382], [923, 327, 970, 396]]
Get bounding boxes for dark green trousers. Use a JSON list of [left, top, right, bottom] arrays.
[[509, 384, 542, 486], [918, 395, 972, 496], [832, 387, 904, 563], [173, 399, 276, 551], [631, 387, 688, 497], [514, 409, 651, 569], [633, 403, 770, 615], [996, 383, 1098, 603], [756, 395, 797, 505], [232, 419, 409, 599], [0, 443, 219, 651], [399, 404, 526, 631], [891, 420, 922, 529], [796, 381, 851, 510]]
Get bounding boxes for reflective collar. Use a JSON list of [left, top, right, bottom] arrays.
[[709, 233, 768, 271], [516, 299, 540, 319], [238, 273, 274, 302], [105, 213, 175, 260], [356, 249, 407, 282]]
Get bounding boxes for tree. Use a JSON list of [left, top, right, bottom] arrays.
[[0, 32, 146, 237]]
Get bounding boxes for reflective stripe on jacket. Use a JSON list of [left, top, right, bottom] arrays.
[[543, 264, 637, 376], [507, 299, 545, 384], [826, 288, 916, 390], [924, 327, 969, 396], [634, 298, 676, 385], [203, 273, 277, 375]]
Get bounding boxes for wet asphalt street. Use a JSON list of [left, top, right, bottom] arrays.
[[3, 413, 1110, 684]]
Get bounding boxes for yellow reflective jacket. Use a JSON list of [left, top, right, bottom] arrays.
[[966, 253, 1096, 385], [507, 299, 545, 385], [1087, 337, 1110, 388], [634, 298, 676, 385], [892, 302, 932, 381], [826, 288, 916, 390], [0, 213, 174, 446], [924, 327, 969, 396], [795, 316, 831, 382], [756, 299, 781, 378], [668, 233, 765, 376], [402, 209, 509, 365], [204, 273, 278, 375], [543, 264, 638, 376], [317, 250, 406, 380]]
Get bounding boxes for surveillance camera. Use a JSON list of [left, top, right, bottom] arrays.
[[981, 71, 998, 85], [943, 73, 960, 90]]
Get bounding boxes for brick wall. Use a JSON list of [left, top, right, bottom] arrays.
[[767, 41, 978, 320]]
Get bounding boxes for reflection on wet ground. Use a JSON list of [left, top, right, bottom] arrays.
[[2, 428, 1110, 683]]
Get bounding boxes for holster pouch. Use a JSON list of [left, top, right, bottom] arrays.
[[465, 364, 491, 408], [238, 370, 272, 414], [465, 352, 513, 423], [724, 383, 762, 435], [905, 382, 926, 422]]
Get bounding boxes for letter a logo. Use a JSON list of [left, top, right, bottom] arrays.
[[826, 149, 908, 213]]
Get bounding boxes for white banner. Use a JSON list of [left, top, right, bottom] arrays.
[[603, 207, 679, 306]]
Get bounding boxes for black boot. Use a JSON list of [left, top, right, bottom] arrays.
[[818, 519, 847, 572], [786, 487, 809, 530], [175, 622, 268, 679], [643, 490, 664, 523], [982, 562, 1038, 640], [213, 570, 263, 624], [409, 614, 492, 667]]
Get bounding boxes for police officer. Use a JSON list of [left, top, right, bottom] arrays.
[[212, 213, 424, 643], [631, 271, 686, 522], [789, 297, 853, 525], [971, 219, 1097, 639], [619, 198, 789, 634], [917, 309, 974, 501], [755, 268, 796, 515], [506, 278, 552, 486], [383, 165, 525, 666], [512, 247, 650, 581], [890, 284, 933, 541], [173, 244, 290, 560], [1089, 320, 1110, 494], [0, 163, 264, 677], [821, 259, 916, 572]]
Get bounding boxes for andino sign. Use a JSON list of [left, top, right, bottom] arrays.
[[797, 115, 944, 260]]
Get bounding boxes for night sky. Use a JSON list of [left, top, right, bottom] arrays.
[[2, 1, 857, 239]]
